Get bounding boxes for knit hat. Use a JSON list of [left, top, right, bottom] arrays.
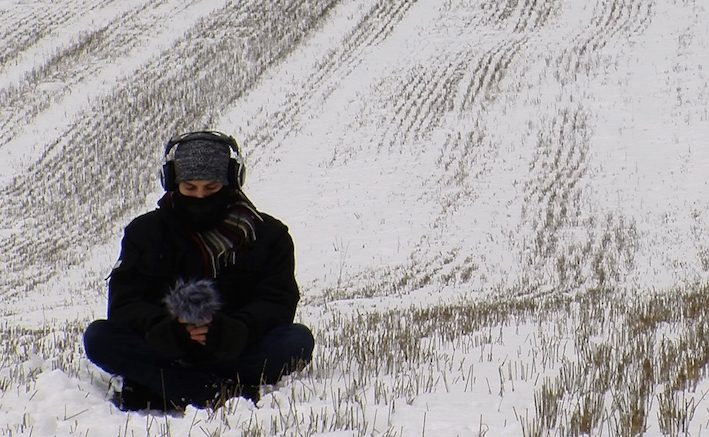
[[173, 140, 231, 185]]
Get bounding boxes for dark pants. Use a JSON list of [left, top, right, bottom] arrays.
[[83, 319, 314, 405]]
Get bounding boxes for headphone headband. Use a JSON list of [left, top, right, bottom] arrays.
[[164, 130, 238, 155]]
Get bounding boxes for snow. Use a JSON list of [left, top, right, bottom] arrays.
[[2, 0, 709, 435]]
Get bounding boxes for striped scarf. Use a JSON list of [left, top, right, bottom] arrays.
[[160, 190, 262, 278], [189, 200, 262, 278]]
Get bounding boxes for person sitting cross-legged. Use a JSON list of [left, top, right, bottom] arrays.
[[83, 130, 314, 411]]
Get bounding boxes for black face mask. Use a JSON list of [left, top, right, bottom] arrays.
[[173, 188, 231, 230]]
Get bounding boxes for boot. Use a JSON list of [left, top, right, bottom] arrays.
[[110, 379, 186, 413]]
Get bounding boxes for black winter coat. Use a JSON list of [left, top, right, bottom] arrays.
[[107, 204, 299, 356]]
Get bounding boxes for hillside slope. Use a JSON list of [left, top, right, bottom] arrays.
[[2, 0, 708, 320], [1, 0, 709, 435]]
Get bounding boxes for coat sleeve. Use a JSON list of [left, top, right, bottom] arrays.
[[221, 223, 300, 338], [107, 219, 172, 333]]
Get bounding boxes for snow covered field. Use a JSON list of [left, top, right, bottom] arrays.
[[1, 0, 708, 435]]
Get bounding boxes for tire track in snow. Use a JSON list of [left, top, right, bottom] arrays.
[[358, 0, 650, 297], [0, 0, 115, 69], [422, 37, 526, 220], [478, 0, 556, 32], [398, 0, 550, 191], [0, 0, 207, 146], [508, 0, 655, 294], [0, 0, 254, 299], [479, 0, 521, 28], [519, 108, 594, 293], [555, 0, 654, 83], [249, 0, 550, 169], [296, 1, 535, 301], [436, 0, 553, 33], [375, 53, 469, 152], [512, 0, 557, 32], [0, 0, 340, 308], [362, 33, 527, 156], [243, 0, 418, 159], [459, 37, 527, 112], [414, 37, 528, 291], [317, 1, 547, 298], [517, 107, 638, 295], [315, 28, 535, 298]]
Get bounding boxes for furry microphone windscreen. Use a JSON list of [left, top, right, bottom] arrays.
[[164, 279, 222, 325]]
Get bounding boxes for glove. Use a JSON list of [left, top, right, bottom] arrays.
[[145, 317, 191, 360], [205, 313, 249, 362]]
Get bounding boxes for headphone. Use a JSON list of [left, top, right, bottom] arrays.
[[160, 130, 246, 191]]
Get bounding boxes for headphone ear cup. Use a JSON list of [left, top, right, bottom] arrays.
[[227, 157, 245, 189], [227, 138, 246, 190], [161, 160, 176, 191], [238, 159, 246, 188]]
